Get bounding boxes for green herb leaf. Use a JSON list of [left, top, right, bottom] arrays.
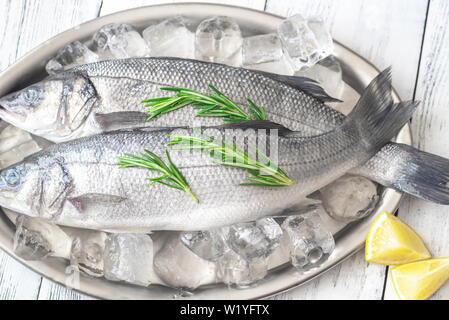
[[116, 149, 198, 202], [143, 85, 266, 122], [168, 131, 294, 187]]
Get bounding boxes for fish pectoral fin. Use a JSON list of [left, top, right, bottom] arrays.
[[306, 190, 322, 201], [67, 193, 127, 213], [218, 120, 293, 136], [94, 112, 148, 131], [254, 70, 342, 103]]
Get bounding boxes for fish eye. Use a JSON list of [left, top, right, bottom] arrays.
[[4, 169, 20, 187], [21, 87, 42, 106]]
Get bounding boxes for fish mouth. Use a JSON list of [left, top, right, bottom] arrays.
[[0, 99, 25, 119], [0, 100, 6, 112], [0, 99, 12, 115], [0, 100, 11, 120]]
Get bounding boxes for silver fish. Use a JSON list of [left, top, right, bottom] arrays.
[[0, 57, 344, 141], [0, 58, 445, 204], [0, 70, 416, 231]]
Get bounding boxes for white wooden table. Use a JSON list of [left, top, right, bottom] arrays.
[[0, 0, 448, 300]]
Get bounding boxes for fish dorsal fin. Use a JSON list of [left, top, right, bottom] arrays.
[[218, 120, 293, 137], [306, 190, 322, 200], [94, 112, 148, 130], [254, 70, 342, 103]]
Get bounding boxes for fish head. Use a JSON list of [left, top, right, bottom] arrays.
[[0, 156, 72, 219], [0, 71, 97, 142]]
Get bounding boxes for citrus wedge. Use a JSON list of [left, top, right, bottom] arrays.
[[391, 258, 449, 300], [365, 211, 431, 265]]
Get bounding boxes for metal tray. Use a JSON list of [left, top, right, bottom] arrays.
[[0, 3, 410, 300]]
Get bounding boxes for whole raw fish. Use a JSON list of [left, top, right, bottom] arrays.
[[0, 69, 416, 231], [0, 58, 444, 204]]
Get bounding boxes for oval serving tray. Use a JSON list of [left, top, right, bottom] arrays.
[[0, 3, 410, 300]]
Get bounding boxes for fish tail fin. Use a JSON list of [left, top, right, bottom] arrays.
[[395, 146, 449, 205], [347, 67, 418, 151], [354, 143, 449, 205]]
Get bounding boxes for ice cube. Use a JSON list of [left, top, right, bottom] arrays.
[[180, 228, 229, 261], [224, 218, 283, 263], [295, 55, 344, 99], [320, 175, 379, 222], [153, 233, 216, 289], [45, 41, 99, 75], [103, 233, 154, 286], [0, 126, 42, 168], [216, 250, 268, 288], [282, 210, 335, 271], [277, 14, 333, 70], [195, 16, 243, 66], [242, 33, 293, 75], [243, 33, 283, 65], [92, 23, 150, 59], [143, 16, 194, 58], [70, 230, 107, 277], [13, 215, 72, 261]]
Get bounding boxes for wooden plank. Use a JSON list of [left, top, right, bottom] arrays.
[[384, 0, 449, 300], [0, 0, 26, 71], [38, 279, 94, 300], [0, 0, 40, 301], [13, 0, 103, 58], [265, 0, 428, 299], [0, 0, 102, 300], [0, 250, 41, 300], [100, 0, 266, 16]]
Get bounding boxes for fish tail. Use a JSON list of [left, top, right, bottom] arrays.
[[353, 143, 449, 205], [347, 67, 419, 151], [393, 146, 449, 205]]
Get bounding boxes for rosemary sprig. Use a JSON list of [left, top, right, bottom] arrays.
[[116, 149, 198, 202], [142, 85, 266, 123], [167, 132, 294, 187]]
